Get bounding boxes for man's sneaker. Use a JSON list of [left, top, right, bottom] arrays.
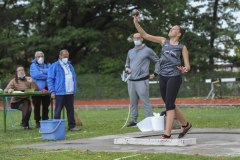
[[178, 122, 192, 138], [69, 127, 80, 131], [22, 126, 32, 130], [127, 121, 137, 127]]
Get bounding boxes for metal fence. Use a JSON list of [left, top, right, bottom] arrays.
[[1, 73, 240, 100], [75, 73, 240, 100]]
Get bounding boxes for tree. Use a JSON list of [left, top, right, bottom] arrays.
[[0, 0, 239, 76], [0, 0, 189, 75], [186, 0, 240, 72], [0, 0, 29, 78]]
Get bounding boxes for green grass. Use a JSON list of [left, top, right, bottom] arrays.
[[0, 107, 240, 160]]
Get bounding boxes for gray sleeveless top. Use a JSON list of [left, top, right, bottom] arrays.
[[159, 40, 184, 76]]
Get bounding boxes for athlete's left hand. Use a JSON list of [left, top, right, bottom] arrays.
[[177, 66, 189, 73], [150, 74, 155, 79]]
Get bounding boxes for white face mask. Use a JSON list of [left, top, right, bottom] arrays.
[[37, 57, 44, 64], [134, 40, 142, 46], [18, 74, 26, 79], [61, 58, 68, 64]]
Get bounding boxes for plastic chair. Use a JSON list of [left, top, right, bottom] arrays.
[[5, 96, 32, 128]]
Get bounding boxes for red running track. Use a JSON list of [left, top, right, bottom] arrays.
[[0, 98, 239, 108], [73, 98, 240, 106]]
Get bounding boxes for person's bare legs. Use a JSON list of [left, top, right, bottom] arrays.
[[175, 106, 192, 138], [164, 109, 175, 136], [175, 106, 188, 126], [164, 107, 188, 136]]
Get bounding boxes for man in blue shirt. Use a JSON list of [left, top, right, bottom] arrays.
[[30, 51, 51, 128], [47, 49, 79, 131]]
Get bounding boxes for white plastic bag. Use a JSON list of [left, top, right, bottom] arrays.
[[137, 112, 164, 132]]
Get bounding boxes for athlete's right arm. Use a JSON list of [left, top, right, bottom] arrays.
[[133, 16, 166, 45]]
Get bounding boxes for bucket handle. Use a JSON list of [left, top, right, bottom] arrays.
[[39, 120, 63, 134]]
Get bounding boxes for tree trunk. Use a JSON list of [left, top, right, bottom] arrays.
[[209, 0, 219, 66]]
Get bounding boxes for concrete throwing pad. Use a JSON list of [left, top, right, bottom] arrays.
[[114, 137, 196, 146], [19, 128, 240, 157]]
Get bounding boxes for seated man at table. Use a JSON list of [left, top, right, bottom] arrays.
[[4, 66, 38, 130]]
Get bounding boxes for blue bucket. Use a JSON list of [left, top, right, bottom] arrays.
[[39, 119, 66, 140]]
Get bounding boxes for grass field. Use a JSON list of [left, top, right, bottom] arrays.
[[0, 107, 240, 160]]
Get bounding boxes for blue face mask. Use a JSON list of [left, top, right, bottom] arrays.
[[134, 40, 142, 46]]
